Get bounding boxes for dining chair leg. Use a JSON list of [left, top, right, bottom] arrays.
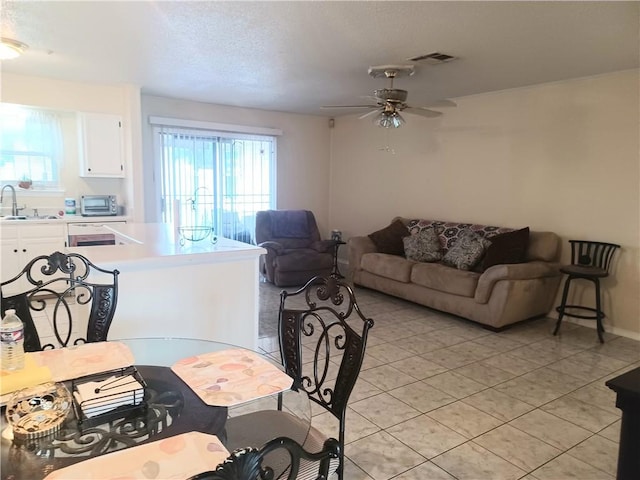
[[553, 275, 572, 336]]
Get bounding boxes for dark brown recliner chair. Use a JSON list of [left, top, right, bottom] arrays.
[[255, 210, 335, 287]]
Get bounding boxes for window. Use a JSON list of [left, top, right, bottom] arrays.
[[153, 123, 276, 244], [0, 104, 63, 188]]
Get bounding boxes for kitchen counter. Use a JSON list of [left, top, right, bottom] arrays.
[[0, 214, 130, 225], [67, 223, 266, 350]]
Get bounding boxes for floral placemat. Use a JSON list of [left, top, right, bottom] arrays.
[[171, 348, 293, 406], [30, 341, 135, 382], [44, 431, 229, 479]]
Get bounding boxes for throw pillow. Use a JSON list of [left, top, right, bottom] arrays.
[[403, 228, 443, 262], [477, 227, 530, 271], [442, 228, 491, 270], [368, 220, 409, 256]]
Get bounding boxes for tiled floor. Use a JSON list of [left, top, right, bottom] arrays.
[[257, 281, 639, 480]]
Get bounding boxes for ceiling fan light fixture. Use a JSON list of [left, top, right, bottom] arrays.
[[374, 111, 405, 129], [0, 38, 28, 60]]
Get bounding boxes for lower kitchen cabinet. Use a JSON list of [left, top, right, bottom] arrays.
[[0, 223, 67, 295]]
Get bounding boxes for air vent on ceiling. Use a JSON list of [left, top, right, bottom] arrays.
[[408, 52, 456, 65]]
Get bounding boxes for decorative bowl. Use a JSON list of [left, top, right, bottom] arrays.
[[5, 382, 72, 439]]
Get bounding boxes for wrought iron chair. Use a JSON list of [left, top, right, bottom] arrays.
[[553, 240, 620, 343], [0, 251, 119, 351], [226, 276, 373, 480], [188, 436, 340, 480]]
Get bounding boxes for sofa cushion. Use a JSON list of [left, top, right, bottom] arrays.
[[403, 228, 443, 262], [477, 227, 530, 271], [442, 229, 491, 270], [361, 253, 413, 283], [411, 262, 480, 297], [526, 231, 560, 262], [368, 220, 410, 256]]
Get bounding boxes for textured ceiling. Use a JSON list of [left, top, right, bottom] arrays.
[[1, 1, 638, 116]]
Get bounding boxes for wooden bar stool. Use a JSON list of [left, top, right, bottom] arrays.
[[553, 240, 620, 343]]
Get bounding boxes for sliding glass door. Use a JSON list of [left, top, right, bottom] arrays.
[[155, 126, 275, 244]]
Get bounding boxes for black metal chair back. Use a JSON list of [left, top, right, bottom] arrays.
[[568, 240, 620, 273], [0, 251, 119, 351], [189, 436, 339, 480], [278, 275, 374, 479]]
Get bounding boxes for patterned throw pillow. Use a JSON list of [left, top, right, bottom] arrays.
[[442, 228, 492, 270], [403, 228, 443, 262]]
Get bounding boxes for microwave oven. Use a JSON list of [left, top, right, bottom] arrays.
[[80, 195, 118, 216]]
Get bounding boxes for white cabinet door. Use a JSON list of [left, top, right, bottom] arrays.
[[78, 112, 125, 178], [1, 224, 66, 295]]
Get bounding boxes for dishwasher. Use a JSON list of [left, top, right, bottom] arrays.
[[68, 223, 124, 246]]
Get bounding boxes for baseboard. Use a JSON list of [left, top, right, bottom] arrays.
[[563, 317, 640, 341]]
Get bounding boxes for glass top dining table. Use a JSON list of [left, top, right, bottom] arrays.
[[0, 338, 311, 480]]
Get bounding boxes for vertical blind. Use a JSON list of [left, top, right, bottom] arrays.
[[155, 125, 276, 244]]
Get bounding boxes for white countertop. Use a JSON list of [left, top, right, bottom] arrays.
[[68, 222, 265, 269], [0, 214, 130, 225]]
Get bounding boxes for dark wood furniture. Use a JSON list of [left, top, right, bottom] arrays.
[[553, 240, 620, 343], [605, 366, 640, 480]]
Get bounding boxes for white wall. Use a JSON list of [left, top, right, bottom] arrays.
[[0, 73, 144, 220], [330, 70, 640, 338], [140, 95, 332, 232]]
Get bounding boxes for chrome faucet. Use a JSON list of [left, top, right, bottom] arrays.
[[0, 184, 19, 216]]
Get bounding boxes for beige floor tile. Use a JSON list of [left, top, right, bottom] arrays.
[[568, 382, 619, 416], [427, 401, 503, 439], [432, 442, 526, 480], [386, 415, 467, 459], [482, 351, 542, 376], [389, 355, 448, 380], [420, 345, 483, 369], [532, 452, 614, 479], [598, 420, 620, 443], [423, 371, 486, 399], [347, 430, 425, 480], [312, 407, 380, 445], [471, 333, 524, 352], [540, 396, 619, 432], [493, 378, 561, 407], [475, 424, 562, 471], [462, 388, 535, 422], [390, 334, 447, 355], [392, 461, 456, 479], [567, 435, 618, 476], [359, 364, 417, 391], [349, 378, 384, 403], [350, 392, 421, 429], [509, 409, 592, 451], [367, 342, 415, 363], [388, 380, 456, 413], [339, 456, 374, 480], [360, 353, 386, 371], [454, 361, 517, 386]]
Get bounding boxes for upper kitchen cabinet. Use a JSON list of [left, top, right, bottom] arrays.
[[78, 112, 125, 178]]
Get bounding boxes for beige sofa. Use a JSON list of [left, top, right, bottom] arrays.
[[348, 217, 562, 330]]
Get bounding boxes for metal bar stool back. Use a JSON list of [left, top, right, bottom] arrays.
[[553, 240, 620, 343]]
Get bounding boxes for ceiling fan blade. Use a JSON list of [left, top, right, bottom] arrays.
[[358, 109, 381, 120], [403, 107, 443, 118], [320, 104, 378, 109]]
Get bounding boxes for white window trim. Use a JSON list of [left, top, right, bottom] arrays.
[[149, 116, 283, 137]]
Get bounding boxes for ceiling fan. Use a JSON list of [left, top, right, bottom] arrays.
[[322, 64, 455, 128]]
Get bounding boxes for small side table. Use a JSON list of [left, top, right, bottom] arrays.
[[605, 366, 640, 480], [330, 241, 346, 279]]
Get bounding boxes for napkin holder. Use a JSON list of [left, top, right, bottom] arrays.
[[71, 366, 147, 428]]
